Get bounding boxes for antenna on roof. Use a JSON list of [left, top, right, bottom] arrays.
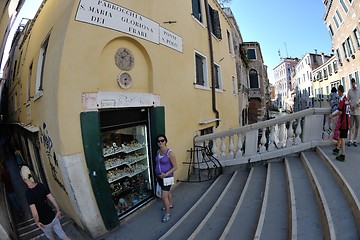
[[284, 42, 289, 58]]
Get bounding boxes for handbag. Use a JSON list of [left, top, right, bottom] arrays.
[[156, 182, 162, 198], [163, 176, 175, 186]]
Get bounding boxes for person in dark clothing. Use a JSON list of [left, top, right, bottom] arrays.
[[0, 163, 23, 216], [329, 85, 350, 162], [20, 166, 71, 240]]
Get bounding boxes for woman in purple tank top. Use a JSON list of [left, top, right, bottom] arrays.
[[155, 134, 177, 223]]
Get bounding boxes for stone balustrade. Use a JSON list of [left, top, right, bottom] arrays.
[[194, 108, 334, 168]]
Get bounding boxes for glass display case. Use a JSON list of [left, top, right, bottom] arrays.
[[101, 124, 153, 217]]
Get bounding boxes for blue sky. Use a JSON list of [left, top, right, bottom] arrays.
[[0, 0, 42, 75], [2, 0, 331, 84], [228, 0, 332, 83]]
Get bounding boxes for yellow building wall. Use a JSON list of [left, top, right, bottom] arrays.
[[7, 0, 239, 234]]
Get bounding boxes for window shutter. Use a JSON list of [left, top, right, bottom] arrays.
[[211, 8, 222, 39], [196, 55, 204, 85], [192, 0, 201, 21]]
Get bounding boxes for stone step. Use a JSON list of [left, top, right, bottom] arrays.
[[316, 146, 360, 235], [302, 151, 358, 239], [285, 156, 323, 240], [159, 174, 233, 240], [220, 166, 267, 240], [17, 216, 70, 240], [254, 162, 288, 240], [188, 171, 248, 240]]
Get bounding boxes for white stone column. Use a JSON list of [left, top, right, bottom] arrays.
[[236, 133, 243, 157], [295, 118, 302, 145], [211, 138, 218, 158], [286, 120, 294, 147], [229, 135, 235, 158], [259, 128, 267, 153], [220, 137, 226, 158], [268, 125, 276, 151], [278, 122, 286, 148]]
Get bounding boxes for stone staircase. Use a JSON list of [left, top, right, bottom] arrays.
[[109, 145, 360, 240], [17, 216, 71, 240]]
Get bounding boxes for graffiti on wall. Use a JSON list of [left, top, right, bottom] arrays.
[[40, 123, 67, 194]]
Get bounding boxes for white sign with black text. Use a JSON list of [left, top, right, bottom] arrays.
[[75, 0, 183, 52]]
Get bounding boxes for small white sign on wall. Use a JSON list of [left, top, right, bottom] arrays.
[[160, 27, 183, 53]]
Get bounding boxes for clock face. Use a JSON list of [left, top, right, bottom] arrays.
[[117, 72, 132, 89], [115, 48, 134, 71]]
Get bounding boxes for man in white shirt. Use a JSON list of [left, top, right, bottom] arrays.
[[347, 78, 360, 146]]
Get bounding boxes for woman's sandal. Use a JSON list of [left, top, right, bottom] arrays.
[[161, 205, 173, 211], [162, 214, 171, 223]]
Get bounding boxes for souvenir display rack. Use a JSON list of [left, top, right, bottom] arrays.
[[101, 124, 152, 217]]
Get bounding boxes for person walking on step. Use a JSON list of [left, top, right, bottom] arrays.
[[20, 166, 71, 240], [347, 78, 360, 146], [329, 86, 340, 140], [329, 85, 350, 162], [155, 134, 177, 223], [0, 162, 23, 217]]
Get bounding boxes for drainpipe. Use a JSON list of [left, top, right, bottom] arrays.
[[204, 0, 220, 128]]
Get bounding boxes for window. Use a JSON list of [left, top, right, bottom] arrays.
[[249, 69, 259, 88], [209, 5, 222, 39], [324, 68, 328, 79], [191, 0, 202, 22], [313, 55, 317, 63], [27, 62, 33, 102], [247, 49, 256, 60], [329, 24, 334, 37], [343, 37, 355, 59], [340, 0, 349, 13], [349, 73, 353, 84], [35, 35, 50, 99], [227, 30, 232, 54], [336, 9, 343, 23], [342, 42, 349, 58], [333, 60, 338, 72], [200, 127, 213, 136], [353, 28, 360, 47], [346, 36, 355, 55], [336, 48, 343, 64], [195, 52, 207, 86], [12, 60, 17, 81], [355, 71, 359, 86], [328, 64, 332, 75], [14, 93, 17, 111], [333, 15, 340, 29], [214, 64, 222, 89]]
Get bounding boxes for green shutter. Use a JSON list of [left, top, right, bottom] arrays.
[[150, 107, 165, 160], [80, 111, 119, 230]]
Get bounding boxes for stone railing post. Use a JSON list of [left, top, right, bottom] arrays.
[[294, 118, 302, 145], [220, 137, 226, 158], [286, 120, 294, 147], [268, 125, 276, 151], [278, 123, 286, 148], [259, 128, 267, 153], [211, 138, 218, 158], [229, 135, 235, 158], [236, 133, 243, 157]]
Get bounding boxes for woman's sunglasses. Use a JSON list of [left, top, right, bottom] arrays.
[[158, 139, 165, 143]]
